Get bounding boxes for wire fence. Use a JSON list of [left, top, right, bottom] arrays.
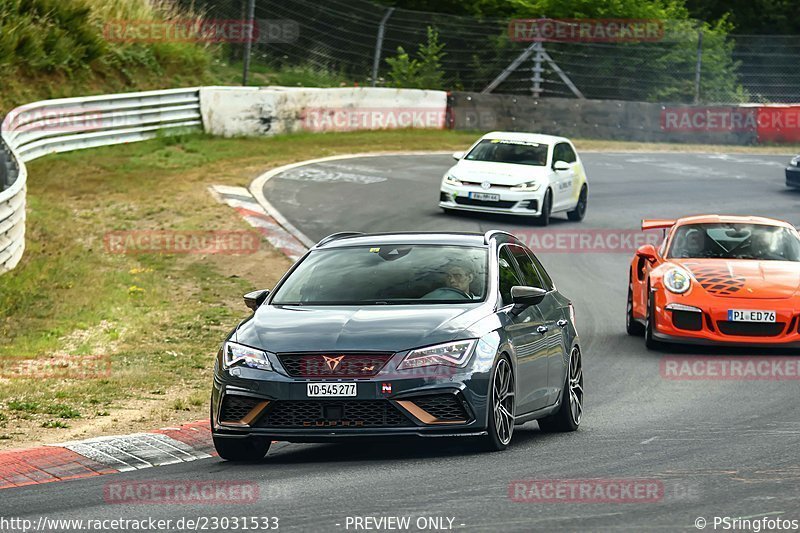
[[182, 0, 800, 104]]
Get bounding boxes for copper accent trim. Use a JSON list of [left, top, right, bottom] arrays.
[[220, 400, 270, 427], [396, 400, 466, 425]]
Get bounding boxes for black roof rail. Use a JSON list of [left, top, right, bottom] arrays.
[[483, 230, 519, 245], [315, 232, 364, 248]]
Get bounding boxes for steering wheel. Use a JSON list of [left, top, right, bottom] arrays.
[[433, 287, 471, 299]]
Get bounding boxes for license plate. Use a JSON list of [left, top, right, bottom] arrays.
[[307, 383, 357, 397], [727, 310, 776, 323], [469, 192, 500, 202]]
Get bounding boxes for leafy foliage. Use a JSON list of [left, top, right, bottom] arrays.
[[386, 27, 446, 89]]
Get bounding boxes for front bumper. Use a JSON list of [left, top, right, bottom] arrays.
[[651, 290, 800, 347], [786, 165, 800, 189], [439, 183, 544, 216], [211, 355, 492, 441]]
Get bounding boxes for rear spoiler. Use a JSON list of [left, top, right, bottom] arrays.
[[641, 219, 676, 231]]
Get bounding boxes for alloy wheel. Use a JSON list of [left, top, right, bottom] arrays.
[[568, 347, 583, 425], [493, 358, 515, 445]]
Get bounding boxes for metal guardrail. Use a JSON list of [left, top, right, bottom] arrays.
[[0, 88, 202, 275]]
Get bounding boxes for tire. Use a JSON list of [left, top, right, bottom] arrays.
[[644, 289, 663, 351], [626, 278, 645, 336], [534, 189, 552, 226], [213, 435, 271, 461], [477, 355, 515, 452], [567, 185, 588, 222], [538, 346, 583, 432]]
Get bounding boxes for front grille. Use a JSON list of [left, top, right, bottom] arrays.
[[524, 199, 539, 211], [258, 400, 413, 428], [219, 395, 262, 423], [439, 191, 450, 202], [278, 353, 392, 377], [672, 310, 703, 331], [717, 321, 786, 337], [461, 181, 513, 189], [454, 197, 517, 208], [410, 394, 468, 421]]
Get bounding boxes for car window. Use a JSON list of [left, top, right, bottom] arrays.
[[465, 139, 549, 167], [498, 246, 523, 306], [509, 245, 545, 289], [667, 223, 800, 261], [529, 250, 555, 290], [272, 245, 489, 304], [554, 142, 576, 164]]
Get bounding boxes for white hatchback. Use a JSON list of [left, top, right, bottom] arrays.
[[438, 132, 589, 225]]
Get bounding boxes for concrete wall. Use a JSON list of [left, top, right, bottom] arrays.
[[448, 92, 763, 145], [201, 86, 448, 137]]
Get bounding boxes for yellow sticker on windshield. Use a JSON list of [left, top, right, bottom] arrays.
[[370, 247, 380, 253]]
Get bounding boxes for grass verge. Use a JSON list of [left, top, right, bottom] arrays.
[[0, 129, 796, 449]]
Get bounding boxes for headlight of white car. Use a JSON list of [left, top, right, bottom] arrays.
[[510, 181, 541, 191], [664, 267, 692, 294], [222, 342, 272, 371], [398, 340, 476, 369], [443, 174, 462, 186], [791, 155, 800, 167]]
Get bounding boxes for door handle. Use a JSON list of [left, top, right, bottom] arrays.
[[557, 319, 568, 328], [537, 325, 549, 334]]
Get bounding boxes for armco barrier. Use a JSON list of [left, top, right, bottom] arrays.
[[447, 92, 761, 145], [0, 88, 203, 275], [0, 86, 448, 275]]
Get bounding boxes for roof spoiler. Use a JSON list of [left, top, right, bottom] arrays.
[[641, 219, 676, 231]]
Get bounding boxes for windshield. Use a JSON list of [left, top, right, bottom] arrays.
[[464, 139, 549, 166], [272, 245, 488, 305], [668, 223, 800, 261]]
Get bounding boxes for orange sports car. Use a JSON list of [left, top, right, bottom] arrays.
[[627, 215, 800, 349]]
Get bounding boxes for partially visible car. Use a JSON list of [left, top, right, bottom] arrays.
[[627, 215, 800, 349], [786, 155, 800, 189], [210, 230, 583, 461], [438, 132, 589, 225]]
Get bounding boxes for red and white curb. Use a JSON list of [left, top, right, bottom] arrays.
[[209, 184, 309, 261], [0, 420, 212, 490]]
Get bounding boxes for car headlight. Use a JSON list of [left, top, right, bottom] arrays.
[[510, 181, 541, 191], [443, 174, 462, 186], [664, 267, 692, 294], [222, 341, 272, 371], [791, 156, 800, 167], [398, 340, 476, 370]]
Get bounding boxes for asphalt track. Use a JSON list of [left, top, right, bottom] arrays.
[[4, 152, 800, 532]]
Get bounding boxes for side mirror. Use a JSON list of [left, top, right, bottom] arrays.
[[636, 244, 659, 263], [553, 160, 570, 171], [511, 286, 547, 306], [243, 289, 270, 312], [452, 151, 464, 160]]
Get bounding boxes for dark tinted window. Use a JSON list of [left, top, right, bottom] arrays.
[[509, 245, 544, 289], [272, 245, 488, 304], [498, 246, 523, 306], [465, 139, 549, 166], [554, 142, 576, 164], [529, 253, 555, 290]]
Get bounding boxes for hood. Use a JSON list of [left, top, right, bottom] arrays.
[[235, 304, 488, 353], [450, 160, 549, 186], [675, 259, 800, 299]]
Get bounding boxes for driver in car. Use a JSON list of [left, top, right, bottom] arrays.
[[678, 229, 705, 257], [423, 260, 476, 300]]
